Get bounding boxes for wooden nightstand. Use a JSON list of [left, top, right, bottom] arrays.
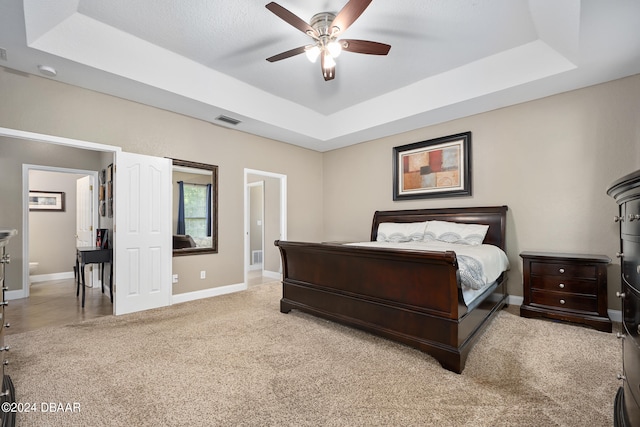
[[520, 251, 612, 332]]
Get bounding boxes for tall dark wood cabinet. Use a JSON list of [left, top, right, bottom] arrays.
[[0, 230, 16, 427], [608, 169, 640, 427]]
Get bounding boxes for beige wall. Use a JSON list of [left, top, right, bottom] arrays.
[[0, 68, 324, 295], [323, 74, 640, 309], [29, 170, 86, 275], [2, 66, 639, 310], [0, 138, 104, 290]]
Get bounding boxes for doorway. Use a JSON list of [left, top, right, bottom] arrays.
[[247, 181, 264, 275], [2, 126, 174, 321], [243, 169, 287, 287], [24, 166, 99, 297], [7, 165, 114, 332]]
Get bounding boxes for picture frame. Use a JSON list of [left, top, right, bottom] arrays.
[[392, 132, 471, 200], [29, 191, 66, 211]]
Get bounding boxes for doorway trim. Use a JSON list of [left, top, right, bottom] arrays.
[[243, 168, 287, 286], [19, 165, 99, 300], [0, 126, 121, 303]]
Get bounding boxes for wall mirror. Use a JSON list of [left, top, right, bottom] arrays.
[[171, 158, 218, 256]]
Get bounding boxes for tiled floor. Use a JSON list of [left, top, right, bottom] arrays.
[[5, 272, 277, 335], [5, 278, 113, 335]]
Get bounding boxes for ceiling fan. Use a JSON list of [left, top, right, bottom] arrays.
[[265, 0, 391, 81]]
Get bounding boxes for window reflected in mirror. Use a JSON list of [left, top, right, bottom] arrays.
[[171, 159, 218, 256]]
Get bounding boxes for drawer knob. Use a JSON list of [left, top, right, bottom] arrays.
[[0, 255, 9, 264], [629, 214, 640, 221], [617, 292, 626, 299], [559, 283, 565, 289], [559, 268, 565, 274], [559, 299, 566, 305], [614, 215, 624, 223]]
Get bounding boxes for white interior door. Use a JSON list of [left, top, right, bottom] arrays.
[[76, 175, 98, 286], [114, 151, 172, 315], [76, 176, 94, 247]]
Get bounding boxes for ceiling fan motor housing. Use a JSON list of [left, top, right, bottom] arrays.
[[310, 12, 337, 37]]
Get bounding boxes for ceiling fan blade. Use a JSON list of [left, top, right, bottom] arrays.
[[320, 55, 336, 81], [266, 2, 318, 38], [266, 46, 307, 62], [330, 0, 372, 36], [340, 39, 391, 55]]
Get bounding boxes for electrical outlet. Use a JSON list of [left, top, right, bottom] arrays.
[[172, 274, 178, 284], [200, 271, 206, 279]]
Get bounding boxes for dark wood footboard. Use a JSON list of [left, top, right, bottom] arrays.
[[275, 206, 509, 373]]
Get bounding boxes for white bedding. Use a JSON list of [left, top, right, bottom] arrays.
[[345, 240, 510, 305]]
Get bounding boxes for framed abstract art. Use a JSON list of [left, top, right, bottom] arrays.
[[393, 132, 471, 200]]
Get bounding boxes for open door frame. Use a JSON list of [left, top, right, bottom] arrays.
[[243, 168, 287, 286], [1, 127, 173, 316]]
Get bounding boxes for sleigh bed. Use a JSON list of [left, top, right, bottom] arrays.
[[275, 206, 509, 373]]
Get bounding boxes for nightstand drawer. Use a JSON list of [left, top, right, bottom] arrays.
[[530, 276, 597, 295], [530, 290, 597, 313], [530, 261, 596, 279]]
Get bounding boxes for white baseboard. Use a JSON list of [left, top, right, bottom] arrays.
[[608, 309, 622, 323], [262, 270, 281, 280], [5, 289, 26, 300], [172, 282, 247, 305], [30, 271, 75, 283], [248, 263, 262, 271], [507, 295, 523, 306]]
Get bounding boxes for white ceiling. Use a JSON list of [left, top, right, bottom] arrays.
[[1, 0, 640, 152]]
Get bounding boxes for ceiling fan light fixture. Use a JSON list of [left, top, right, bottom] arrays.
[[305, 45, 320, 63], [322, 51, 336, 69], [265, 1, 391, 81], [327, 40, 342, 58]]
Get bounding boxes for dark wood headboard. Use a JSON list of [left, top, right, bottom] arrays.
[[370, 206, 508, 250]]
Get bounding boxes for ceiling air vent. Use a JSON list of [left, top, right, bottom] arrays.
[[215, 115, 241, 126]]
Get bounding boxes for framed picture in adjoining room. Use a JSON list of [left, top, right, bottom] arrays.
[[28, 191, 66, 211], [392, 132, 471, 200]]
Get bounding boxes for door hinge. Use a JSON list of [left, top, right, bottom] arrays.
[[89, 185, 93, 191], [90, 226, 93, 231]]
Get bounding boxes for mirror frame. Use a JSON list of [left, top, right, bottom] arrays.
[[171, 158, 218, 256]]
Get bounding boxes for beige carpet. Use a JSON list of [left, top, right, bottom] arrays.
[[7, 282, 620, 426]]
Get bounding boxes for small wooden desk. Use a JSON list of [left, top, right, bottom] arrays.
[[76, 247, 113, 308]]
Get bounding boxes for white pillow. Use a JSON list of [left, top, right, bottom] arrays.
[[424, 220, 489, 245], [376, 221, 429, 243]]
